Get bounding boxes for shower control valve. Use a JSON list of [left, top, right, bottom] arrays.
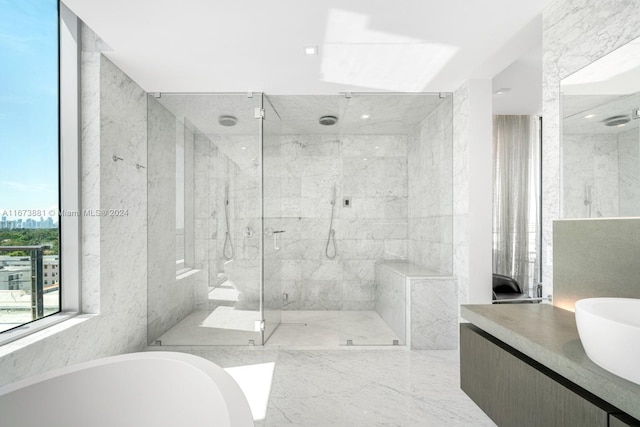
[[270, 230, 286, 250]]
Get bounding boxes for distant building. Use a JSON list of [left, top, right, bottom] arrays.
[[0, 255, 60, 291], [0, 217, 58, 229], [43, 255, 59, 288]]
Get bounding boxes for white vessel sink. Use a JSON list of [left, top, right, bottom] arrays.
[[575, 298, 640, 385]]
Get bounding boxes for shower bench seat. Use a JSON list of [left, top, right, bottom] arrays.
[[375, 261, 458, 349]]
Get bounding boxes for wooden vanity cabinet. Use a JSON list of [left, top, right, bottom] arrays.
[[460, 324, 640, 427]]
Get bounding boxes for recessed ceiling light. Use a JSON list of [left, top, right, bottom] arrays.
[[241, 146, 247, 150], [494, 88, 511, 96], [374, 146, 380, 149], [363, 158, 368, 161], [583, 114, 596, 119], [303, 45, 318, 56], [361, 114, 370, 120]]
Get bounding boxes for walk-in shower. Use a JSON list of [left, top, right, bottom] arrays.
[[146, 93, 453, 347]]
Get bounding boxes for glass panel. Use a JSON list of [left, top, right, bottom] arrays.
[[260, 94, 454, 347], [147, 93, 262, 345], [0, 0, 60, 333], [261, 96, 282, 342], [261, 95, 343, 346], [337, 93, 453, 346], [175, 131, 186, 270]]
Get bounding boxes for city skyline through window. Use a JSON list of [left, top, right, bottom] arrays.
[[0, 0, 61, 333]]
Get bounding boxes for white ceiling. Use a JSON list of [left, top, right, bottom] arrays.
[[62, 0, 544, 94], [155, 93, 446, 135], [492, 22, 542, 115]]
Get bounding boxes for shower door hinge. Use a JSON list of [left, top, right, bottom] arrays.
[[254, 108, 265, 119], [255, 319, 265, 331]]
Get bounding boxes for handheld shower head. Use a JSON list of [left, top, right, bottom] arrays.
[[330, 185, 336, 206]]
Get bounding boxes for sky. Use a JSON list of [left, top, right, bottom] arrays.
[[0, 0, 59, 219]]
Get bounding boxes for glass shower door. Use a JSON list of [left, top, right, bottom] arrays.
[[261, 95, 283, 343], [146, 93, 264, 346]]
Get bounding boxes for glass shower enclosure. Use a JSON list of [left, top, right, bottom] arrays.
[[147, 92, 453, 347]]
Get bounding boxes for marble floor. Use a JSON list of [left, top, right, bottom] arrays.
[[267, 310, 401, 347], [145, 345, 496, 427], [154, 310, 401, 347], [153, 309, 261, 345]]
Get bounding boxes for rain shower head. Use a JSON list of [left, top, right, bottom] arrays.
[[319, 115, 338, 126], [219, 115, 238, 126]]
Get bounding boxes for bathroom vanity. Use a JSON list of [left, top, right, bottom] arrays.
[[460, 304, 640, 427]]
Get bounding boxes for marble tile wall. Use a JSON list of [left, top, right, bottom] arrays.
[[562, 134, 619, 218], [562, 128, 640, 218], [452, 83, 470, 308], [263, 134, 408, 310], [542, 0, 640, 294], [374, 262, 458, 349], [407, 96, 454, 275], [98, 54, 148, 346], [618, 128, 640, 216], [147, 98, 199, 342], [374, 264, 407, 343], [410, 277, 458, 350], [192, 133, 215, 304], [0, 28, 149, 386], [184, 126, 195, 268], [194, 134, 262, 311]]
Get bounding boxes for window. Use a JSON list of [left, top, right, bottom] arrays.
[[0, 1, 79, 341]]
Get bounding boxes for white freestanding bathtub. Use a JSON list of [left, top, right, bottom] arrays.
[[0, 351, 254, 427]]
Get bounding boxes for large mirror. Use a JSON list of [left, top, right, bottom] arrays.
[[561, 37, 640, 218]]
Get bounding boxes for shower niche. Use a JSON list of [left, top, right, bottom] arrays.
[[146, 93, 454, 347]]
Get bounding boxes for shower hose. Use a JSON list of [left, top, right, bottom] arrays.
[[223, 198, 234, 260], [325, 189, 337, 259]]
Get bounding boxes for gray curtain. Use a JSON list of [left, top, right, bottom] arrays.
[[493, 115, 540, 293]]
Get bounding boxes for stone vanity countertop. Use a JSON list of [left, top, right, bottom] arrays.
[[376, 261, 452, 278], [462, 304, 640, 421]]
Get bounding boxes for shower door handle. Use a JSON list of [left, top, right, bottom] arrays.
[[272, 230, 285, 250]]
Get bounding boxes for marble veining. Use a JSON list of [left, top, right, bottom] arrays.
[[146, 345, 494, 427], [407, 95, 454, 275], [263, 133, 411, 310], [452, 83, 470, 310], [562, 133, 620, 218], [618, 128, 640, 216], [542, 0, 640, 294], [375, 261, 457, 350]]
